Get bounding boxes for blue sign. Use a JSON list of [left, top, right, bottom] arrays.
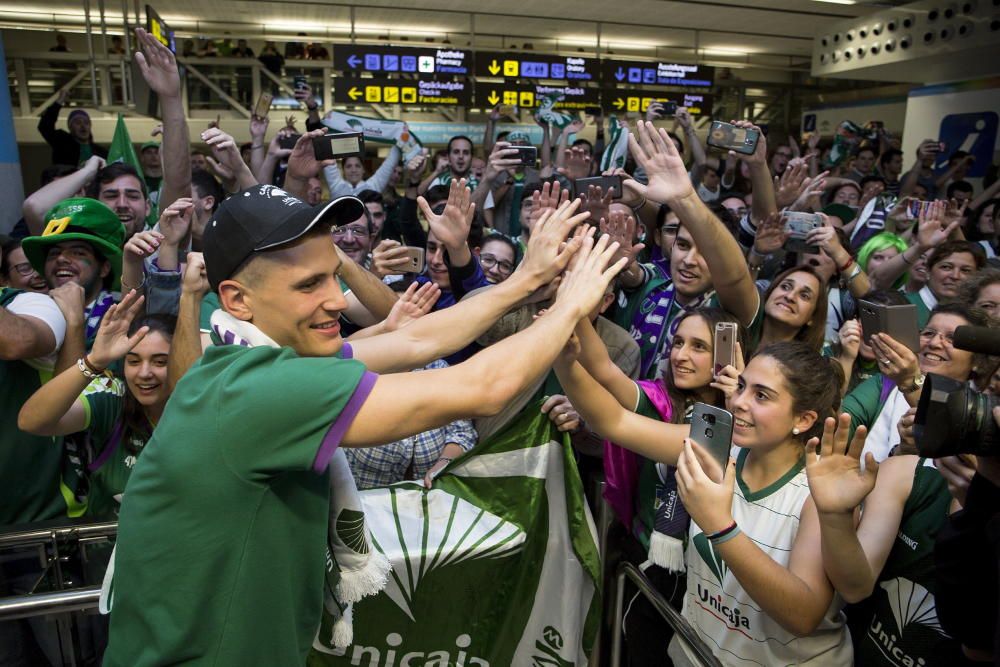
[[333, 46, 471, 76], [936, 112, 998, 178], [402, 55, 417, 72], [521, 62, 549, 78], [642, 68, 656, 84], [550, 63, 565, 79], [600, 59, 715, 89], [365, 54, 381, 71], [383, 54, 399, 71], [627, 68, 642, 83]]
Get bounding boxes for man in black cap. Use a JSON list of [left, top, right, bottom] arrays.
[[103, 183, 627, 666], [37, 90, 107, 167]]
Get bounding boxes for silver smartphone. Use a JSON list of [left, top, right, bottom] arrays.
[[713, 322, 738, 375], [689, 403, 734, 478]]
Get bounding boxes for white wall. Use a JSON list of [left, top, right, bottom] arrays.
[[801, 99, 908, 139]]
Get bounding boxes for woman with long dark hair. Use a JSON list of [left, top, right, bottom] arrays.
[[19, 291, 175, 518]]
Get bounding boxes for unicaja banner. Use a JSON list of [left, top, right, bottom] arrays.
[[309, 407, 602, 667], [321, 111, 424, 162]]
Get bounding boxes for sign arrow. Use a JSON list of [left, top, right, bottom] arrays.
[[348, 87, 362, 101], [614, 67, 626, 81], [488, 59, 501, 76], [487, 91, 500, 105], [347, 55, 361, 69], [614, 98, 625, 110]]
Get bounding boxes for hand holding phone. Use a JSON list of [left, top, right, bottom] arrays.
[[782, 211, 822, 254], [689, 403, 734, 480], [707, 121, 760, 156], [313, 132, 364, 161]]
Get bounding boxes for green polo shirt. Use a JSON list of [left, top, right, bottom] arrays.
[[104, 344, 377, 665]]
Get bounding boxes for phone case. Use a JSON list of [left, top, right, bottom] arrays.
[[713, 323, 737, 374], [690, 403, 734, 476], [858, 301, 920, 352]]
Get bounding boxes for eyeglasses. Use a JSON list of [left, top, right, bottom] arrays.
[[919, 328, 955, 345], [479, 253, 514, 275], [331, 225, 370, 239], [8, 262, 36, 277]]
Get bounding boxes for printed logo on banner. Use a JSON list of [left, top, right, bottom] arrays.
[[936, 112, 998, 178]]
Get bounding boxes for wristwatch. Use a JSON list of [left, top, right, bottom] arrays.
[[902, 373, 925, 393]]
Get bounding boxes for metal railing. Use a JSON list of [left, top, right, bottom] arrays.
[[609, 562, 723, 667]]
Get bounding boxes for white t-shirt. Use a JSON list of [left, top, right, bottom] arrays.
[[7, 291, 67, 367]]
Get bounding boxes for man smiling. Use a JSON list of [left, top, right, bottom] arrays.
[[102, 184, 626, 665]]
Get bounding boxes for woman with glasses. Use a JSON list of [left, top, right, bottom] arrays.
[[476, 232, 517, 284], [1, 236, 48, 293], [841, 302, 995, 462]]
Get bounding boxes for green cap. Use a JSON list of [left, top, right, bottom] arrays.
[[823, 203, 856, 227], [140, 140, 160, 152], [22, 198, 125, 289], [506, 130, 531, 145]]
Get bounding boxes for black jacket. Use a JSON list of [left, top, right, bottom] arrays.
[[38, 102, 108, 166]]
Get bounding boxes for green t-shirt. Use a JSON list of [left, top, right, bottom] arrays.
[[842, 372, 890, 440], [0, 290, 67, 526], [104, 344, 377, 666], [81, 388, 151, 520]]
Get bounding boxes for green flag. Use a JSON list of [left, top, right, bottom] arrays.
[[107, 113, 157, 226], [310, 403, 602, 666]]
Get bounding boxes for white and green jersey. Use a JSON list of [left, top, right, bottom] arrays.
[[680, 449, 853, 666]]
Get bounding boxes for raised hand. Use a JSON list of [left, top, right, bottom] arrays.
[[599, 209, 644, 268], [124, 230, 163, 267], [383, 281, 441, 332], [578, 184, 613, 224], [48, 282, 86, 328], [134, 28, 180, 98], [627, 121, 693, 204], [805, 414, 877, 515], [157, 198, 194, 246], [89, 290, 149, 369], [804, 213, 845, 259], [405, 150, 428, 181], [286, 128, 333, 182], [520, 198, 591, 285], [838, 319, 862, 361], [483, 141, 521, 184], [417, 178, 475, 253], [249, 114, 269, 142], [915, 200, 960, 249], [729, 120, 767, 165], [774, 158, 810, 209], [753, 211, 789, 256], [557, 146, 592, 181], [181, 252, 209, 297], [529, 179, 570, 230], [896, 406, 918, 456], [552, 231, 627, 321]]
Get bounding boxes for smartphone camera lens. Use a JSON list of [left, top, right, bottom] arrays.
[[705, 428, 714, 438]]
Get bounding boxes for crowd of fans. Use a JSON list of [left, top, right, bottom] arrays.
[[3, 24, 999, 667]]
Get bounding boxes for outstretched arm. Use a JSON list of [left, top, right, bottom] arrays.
[[23, 156, 105, 235], [629, 121, 758, 326], [343, 233, 627, 446]]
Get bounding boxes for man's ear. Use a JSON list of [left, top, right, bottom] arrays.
[[472, 246, 481, 257], [100, 260, 111, 280], [218, 280, 253, 321]]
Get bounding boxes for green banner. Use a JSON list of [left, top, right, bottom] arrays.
[[310, 406, 601, 666]]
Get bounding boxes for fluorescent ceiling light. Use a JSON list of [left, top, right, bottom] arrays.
[[701, 47, 750, 56], [809, 0, 856, 4]]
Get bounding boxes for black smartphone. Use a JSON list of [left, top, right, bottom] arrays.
[[656, 101, 678, 117], [857, 299, 921, 353], [706, 121, 760, 155], [713, 322, 738, 375], [689, 403, 734, 478], [313, 131, 365, 161], [512, 145, 537, 166], [575, 175, 623, 199], [293, 75, 308, 91], [782, 211, 822, 254], [278, 133, 301, 150]]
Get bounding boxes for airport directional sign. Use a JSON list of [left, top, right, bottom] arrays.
[[333, 45, 471, 76], [600, 59, 715, 88], [474, 52, 598, 81], [474, 83, 600, 110], [334, 77, 472, 106], [602, 91, 714, 117]]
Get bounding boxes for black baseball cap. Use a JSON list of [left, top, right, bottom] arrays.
[[203, 185, 365, 291]]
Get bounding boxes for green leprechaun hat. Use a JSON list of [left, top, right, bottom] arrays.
[[22, 198, 125, 290]]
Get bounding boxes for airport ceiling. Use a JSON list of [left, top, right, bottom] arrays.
[[3, 0, 910, 63]]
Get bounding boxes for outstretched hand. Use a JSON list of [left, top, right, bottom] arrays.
[[89, 290, 149, 369], [383, 281, 441, 332], [134, 28, 180, 98], [552, 231, 627, 321], [519, 198, 591, 286], [805, 414, 877, 515], [416, 178, 475, 254], [627, 121, 693, 204]]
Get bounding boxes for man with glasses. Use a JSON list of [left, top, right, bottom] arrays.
[[1, 238, 49, 294], [331, 209, 374, 268]]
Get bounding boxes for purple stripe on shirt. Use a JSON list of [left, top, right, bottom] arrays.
[[89, 419, 124, 472], [312, 370, 377, 473], [341, 342, 353, 359]]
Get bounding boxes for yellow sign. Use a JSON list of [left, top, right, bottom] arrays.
[[518, 91, 534, 107], [488, 60, 501, 76], [626, 97, 640, 112], [401, 87, 417, 103], [503, 60, 519, 77], [487, 91, 500, 106], [348, 87, 362, 101], [503, 91, 518, 105], [365, 86, 381, 103], [383, 87, 400, 103], [613, 98, 625, 110]]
